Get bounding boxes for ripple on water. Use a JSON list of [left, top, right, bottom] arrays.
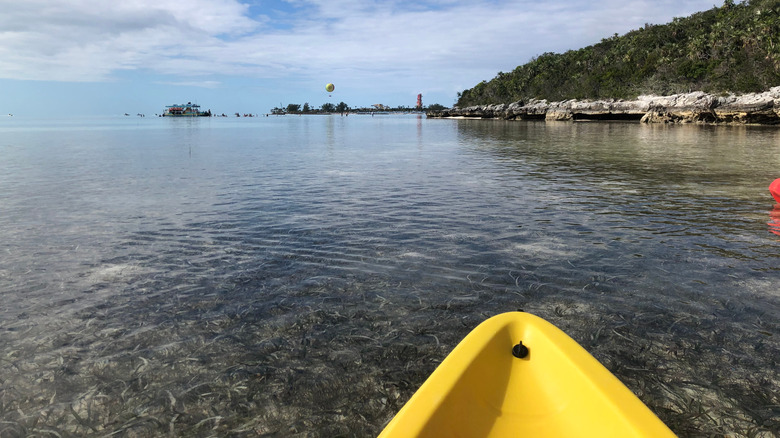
[[0, 118, 778, 436]]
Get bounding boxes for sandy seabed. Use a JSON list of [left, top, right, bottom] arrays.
[[2, 262, 777, 438]]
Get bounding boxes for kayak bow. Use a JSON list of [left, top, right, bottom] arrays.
[[379, 312, 676, 438]]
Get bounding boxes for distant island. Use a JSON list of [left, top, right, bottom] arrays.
[[435, 0, 779, 124], [271, 102, 447, 115]]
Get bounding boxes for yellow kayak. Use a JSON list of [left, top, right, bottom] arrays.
[[379, 312, 676, 438]]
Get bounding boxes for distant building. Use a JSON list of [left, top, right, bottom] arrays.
[[163, 102, 210, 117]]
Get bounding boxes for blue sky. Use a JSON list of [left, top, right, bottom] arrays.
[[1, 0, 718, 116]]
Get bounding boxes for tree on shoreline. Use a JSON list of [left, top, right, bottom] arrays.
[[274, 102, 448, 114]]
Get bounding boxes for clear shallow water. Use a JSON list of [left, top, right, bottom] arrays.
[[1, 116, 778, 436]]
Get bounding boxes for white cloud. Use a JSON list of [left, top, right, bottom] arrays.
[[0, 0, 254, 81], [0, 0, 716, 88]]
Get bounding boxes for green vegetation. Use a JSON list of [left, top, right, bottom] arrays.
[[457, 0, 780, 107]]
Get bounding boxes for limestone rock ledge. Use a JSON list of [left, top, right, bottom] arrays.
[[428, 87, 780, 125]]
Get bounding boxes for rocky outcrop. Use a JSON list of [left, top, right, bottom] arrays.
[[428, 87, 780, 125]]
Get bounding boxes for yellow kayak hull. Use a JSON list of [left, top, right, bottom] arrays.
[[379, 312, 676, 438]]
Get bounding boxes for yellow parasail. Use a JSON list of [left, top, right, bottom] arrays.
[[325, 83, 335, 92]]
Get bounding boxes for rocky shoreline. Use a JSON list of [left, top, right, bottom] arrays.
[[427, 87, 780, 125]]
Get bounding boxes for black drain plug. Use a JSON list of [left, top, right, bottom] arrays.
[[512, 342, 529, 358]]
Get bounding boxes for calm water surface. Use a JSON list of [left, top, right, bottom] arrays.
[[1, 116, 778, 437]]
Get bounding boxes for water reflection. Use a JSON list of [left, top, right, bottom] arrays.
[[453, 120, 780, 265], [454, 121, 780, 197], [767, 179, 780, 235], [769, 205, 780, 236]]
